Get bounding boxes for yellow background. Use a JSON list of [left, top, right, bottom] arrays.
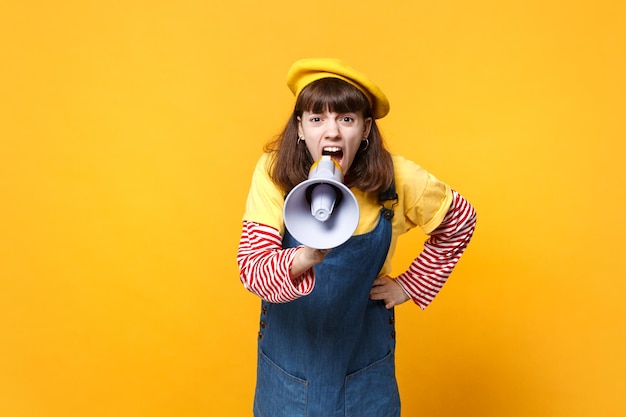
[[1, 1, 624, 416]]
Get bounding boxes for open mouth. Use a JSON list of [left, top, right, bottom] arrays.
[[322, 147, 343, 164]]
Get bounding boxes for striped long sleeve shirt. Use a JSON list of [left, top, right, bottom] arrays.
[[237, 190, 476, 309]]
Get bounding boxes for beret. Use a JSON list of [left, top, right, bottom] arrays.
[[286, 58, 390, 119]]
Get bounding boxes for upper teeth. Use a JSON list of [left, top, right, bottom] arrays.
[[324, 147, 342, 153]]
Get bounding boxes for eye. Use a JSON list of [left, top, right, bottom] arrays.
[[309, 116, 322, 123], [340, 115, 355, 123]]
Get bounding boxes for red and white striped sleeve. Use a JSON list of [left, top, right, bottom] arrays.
[[237, 221, 315, 303], [395, 190, 476, 310]]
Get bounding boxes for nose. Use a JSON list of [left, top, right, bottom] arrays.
[[324, 119, 340, 139]]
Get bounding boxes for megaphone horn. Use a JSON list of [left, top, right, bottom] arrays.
[[283, 156, 360, 249]]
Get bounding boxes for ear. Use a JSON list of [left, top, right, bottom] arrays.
[[297, 116, 304, 138], [363, 117, 372, 138]]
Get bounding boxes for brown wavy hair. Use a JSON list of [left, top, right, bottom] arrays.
[[265, 78, 394, 195]]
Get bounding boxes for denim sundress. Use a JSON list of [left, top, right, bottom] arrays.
[[254, 188, 400, 417]]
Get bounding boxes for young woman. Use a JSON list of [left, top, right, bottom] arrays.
[[237, 58, 477, 417]]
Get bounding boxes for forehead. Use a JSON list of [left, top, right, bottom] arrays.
[[301, 108, 360, 116], [297, 78, 370, 115]]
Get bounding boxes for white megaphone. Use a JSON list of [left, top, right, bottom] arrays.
[[283, 155, 359, 249]]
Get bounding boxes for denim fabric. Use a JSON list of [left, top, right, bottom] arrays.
[[254, 208, 400, 417]]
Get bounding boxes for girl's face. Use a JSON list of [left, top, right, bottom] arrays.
[[298, 110, 372, 175]]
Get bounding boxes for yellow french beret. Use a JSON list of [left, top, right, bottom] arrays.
[[286, 58, 390, 119]]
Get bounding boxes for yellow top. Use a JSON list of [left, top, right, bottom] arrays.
[[243, 153, 453, 276]]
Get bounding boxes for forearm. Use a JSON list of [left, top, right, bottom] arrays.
[[395, 190, 477, 309], [237, 221, 315, 303]]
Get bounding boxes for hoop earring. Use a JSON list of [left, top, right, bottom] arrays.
[[359, 138, 369, 151], [297, 136, 304, 145]]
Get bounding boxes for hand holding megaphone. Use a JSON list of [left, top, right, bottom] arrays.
[[283, 156, 360, 249], [288, 245, 333, 278]]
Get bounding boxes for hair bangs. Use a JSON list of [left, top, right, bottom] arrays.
[[296, 78, 371, 116]]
